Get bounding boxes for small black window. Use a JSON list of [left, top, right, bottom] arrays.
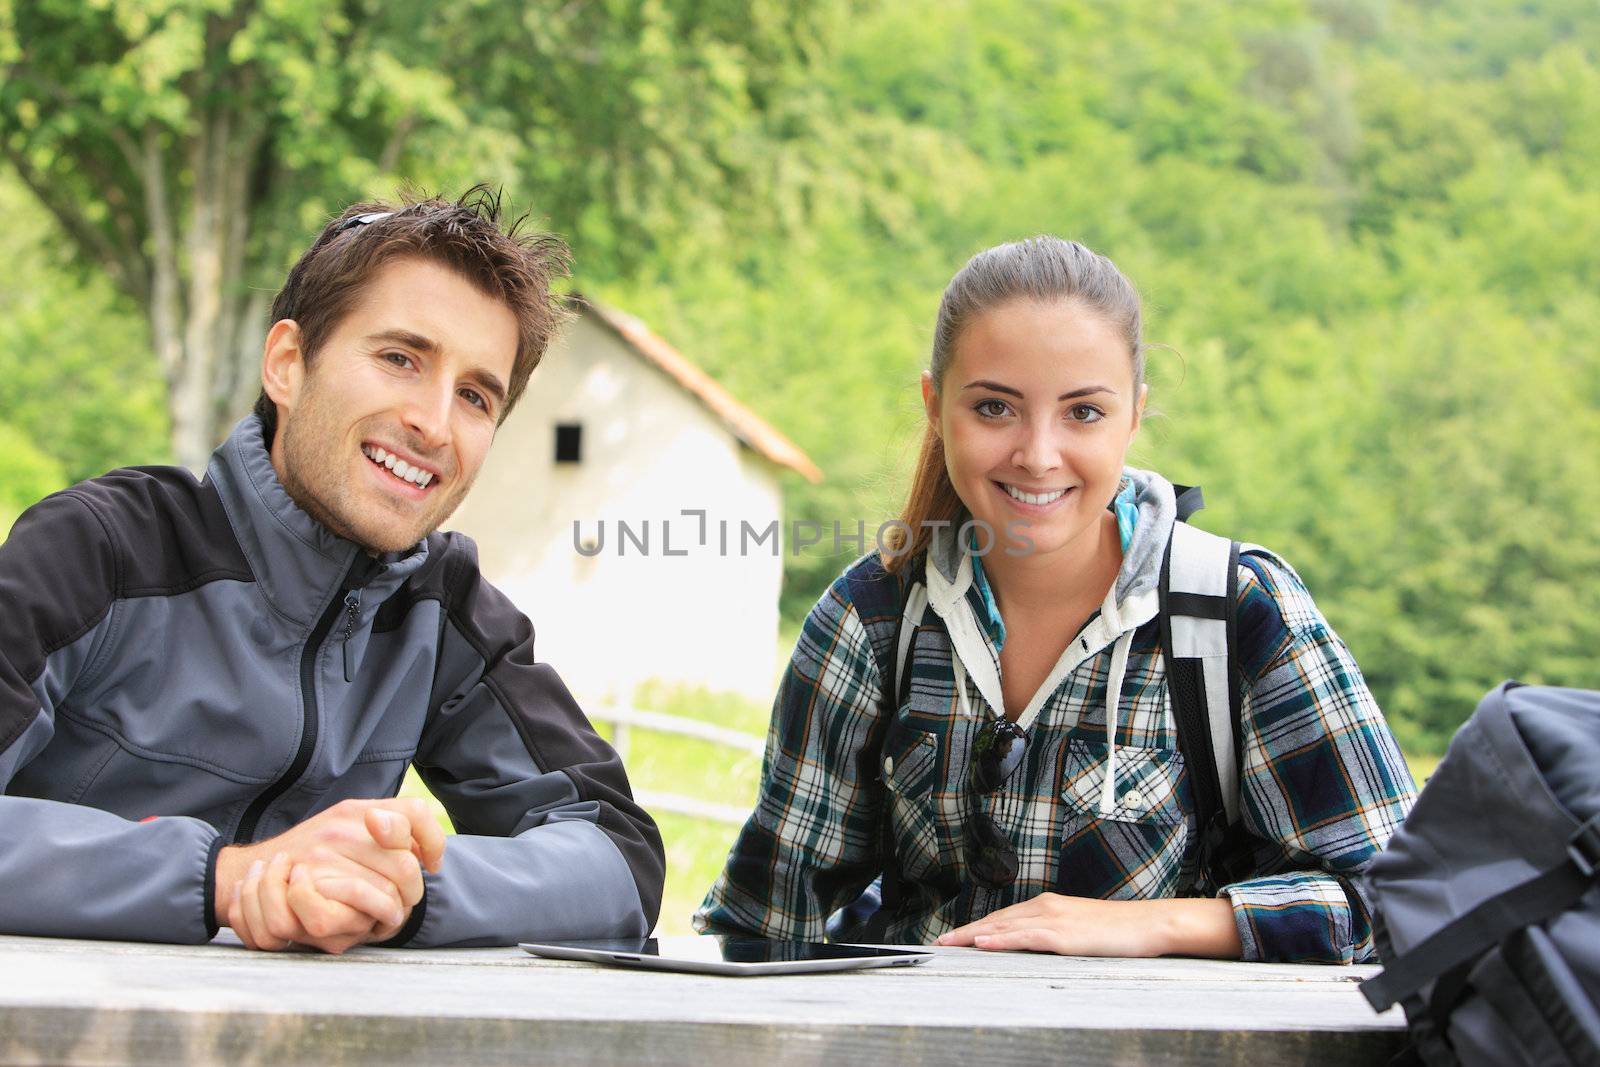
[[554, 423, 583, 464]]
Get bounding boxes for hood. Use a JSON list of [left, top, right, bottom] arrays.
[[924, 466, 1177, 649]]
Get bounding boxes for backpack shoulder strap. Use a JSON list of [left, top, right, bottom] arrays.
[[893, 582, 928, 703], [843, 562, 917, 709], [841, 558, 929, 926], [1159, 518, 1245, 885]]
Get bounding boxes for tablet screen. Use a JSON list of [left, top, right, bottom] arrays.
[[541, 936, 926, 965]]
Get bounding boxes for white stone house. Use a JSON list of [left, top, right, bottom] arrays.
[[446, 298, 822, 706]]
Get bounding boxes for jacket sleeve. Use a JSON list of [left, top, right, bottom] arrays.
[[398, 542, 664, 948], [1219, 552, 1418, 964], [693, 575, 890, 939], [0, 491, 223, 944]]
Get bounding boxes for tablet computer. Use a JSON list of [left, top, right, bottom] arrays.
[[518, 936, 934, 976]]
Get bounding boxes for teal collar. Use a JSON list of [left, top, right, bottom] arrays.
[[967, 480, 1140, 655], [969, 541, 1008, 651], [1112, 478, 1138, 552]]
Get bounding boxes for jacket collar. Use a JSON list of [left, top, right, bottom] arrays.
[[921, 467, 1176, 730], [207, 415, 430, 627]]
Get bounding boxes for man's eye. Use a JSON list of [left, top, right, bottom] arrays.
[[1069, 404, 1104, 423], [383, 352, 413, 369], [459, 388, 487, 411], [975, 399, 1010, 419]]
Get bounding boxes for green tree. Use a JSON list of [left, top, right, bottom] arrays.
[[0, 420, 65, 539], [6, 0, 1598, 754], [0, 0, 846, 467], [607, 0, 1600, 749], [0, 174, 169, 484]]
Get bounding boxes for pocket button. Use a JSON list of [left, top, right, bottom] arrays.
[[883, 755, 895, 775], [1122, 789, 1145, 810]]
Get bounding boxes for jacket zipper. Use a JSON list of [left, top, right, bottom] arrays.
[[341, 587, 363, 683], [234, 552, 382, 843]]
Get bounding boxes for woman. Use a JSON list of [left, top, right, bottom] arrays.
[[696, 237, 1416, 962]]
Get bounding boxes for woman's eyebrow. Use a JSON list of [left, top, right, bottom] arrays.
[[962, 380, 1118, 400], [1059, 385, 1118, 400], [962, 380, 1023, 397]]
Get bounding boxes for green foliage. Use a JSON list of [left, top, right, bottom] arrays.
[[0, 175, 170, 483], [0, 0, 853, 459], [0, 0, 855, 283], [0, 421, 65, 539], [4, 0, 1597, 754], [601, 0, 1600, 752]]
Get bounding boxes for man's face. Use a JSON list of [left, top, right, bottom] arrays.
[[264, 256, 520, 553]]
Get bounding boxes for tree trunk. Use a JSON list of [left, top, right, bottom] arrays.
[[141, 127, 184, 410], [169, 111, 223, 471], [143, 96, 271, 471], [222, 290, 272, 435]]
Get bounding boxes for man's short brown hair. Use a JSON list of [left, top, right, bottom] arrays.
[[254, 186, 570, 441]]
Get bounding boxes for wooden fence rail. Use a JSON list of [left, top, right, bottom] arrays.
[[590, 704, 764, 827]]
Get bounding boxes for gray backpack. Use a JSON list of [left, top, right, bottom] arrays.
[[1360, 683, 1600, 1066]]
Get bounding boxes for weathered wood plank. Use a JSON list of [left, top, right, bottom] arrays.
[[0, 934, 1406, 1067]]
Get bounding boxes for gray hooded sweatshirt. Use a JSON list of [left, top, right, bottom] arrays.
[[0, 415, 663, 946]]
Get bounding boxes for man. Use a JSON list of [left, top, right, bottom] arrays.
[[0, 190, 664, 952]]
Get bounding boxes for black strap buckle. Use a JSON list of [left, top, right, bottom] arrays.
[[1568, 815, 1600, 878]]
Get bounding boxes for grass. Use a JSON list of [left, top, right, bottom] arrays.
[[400, 680, 769, 936], [1404, 751, 1443, 787], [399, 675, 1446, 937], [596, 682, 768, 934]]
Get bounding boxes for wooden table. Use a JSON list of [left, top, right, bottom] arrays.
[[0, 933, 1406, 1066]]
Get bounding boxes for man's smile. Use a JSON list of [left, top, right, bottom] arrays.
[[361, 442, 441, 497]]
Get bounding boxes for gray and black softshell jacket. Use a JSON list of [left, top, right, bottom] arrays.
[[0, 415, 663, 946]]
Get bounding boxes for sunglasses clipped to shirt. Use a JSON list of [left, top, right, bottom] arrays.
[[967, 716, 1028, 888]]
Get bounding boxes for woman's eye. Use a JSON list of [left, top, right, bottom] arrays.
[[1069, 404, 1104, 423], [975, 399, 1010, 419]]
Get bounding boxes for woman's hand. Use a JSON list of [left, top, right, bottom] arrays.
[[935, 893, 1243, 959]]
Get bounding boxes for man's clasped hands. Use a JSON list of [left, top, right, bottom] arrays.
[[212, 798, 446, 954]]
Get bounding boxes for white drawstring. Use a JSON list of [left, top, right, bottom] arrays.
[[1099, 628, 1135, 816], [953, 581, 1135, 816]]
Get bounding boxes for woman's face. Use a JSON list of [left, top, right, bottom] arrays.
[[923, 298, 1146, 563]]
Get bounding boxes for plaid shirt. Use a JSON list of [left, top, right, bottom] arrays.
[[696, 512, 1417, 963]]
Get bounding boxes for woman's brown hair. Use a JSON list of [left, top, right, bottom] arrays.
[[881, 236, 1145, 571]]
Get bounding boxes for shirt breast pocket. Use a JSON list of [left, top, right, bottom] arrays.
[[1057, 737, 1190, 899], [880, 720, 945, 883]]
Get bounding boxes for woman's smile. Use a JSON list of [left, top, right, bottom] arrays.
[[995, 481, 1074, 512]]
